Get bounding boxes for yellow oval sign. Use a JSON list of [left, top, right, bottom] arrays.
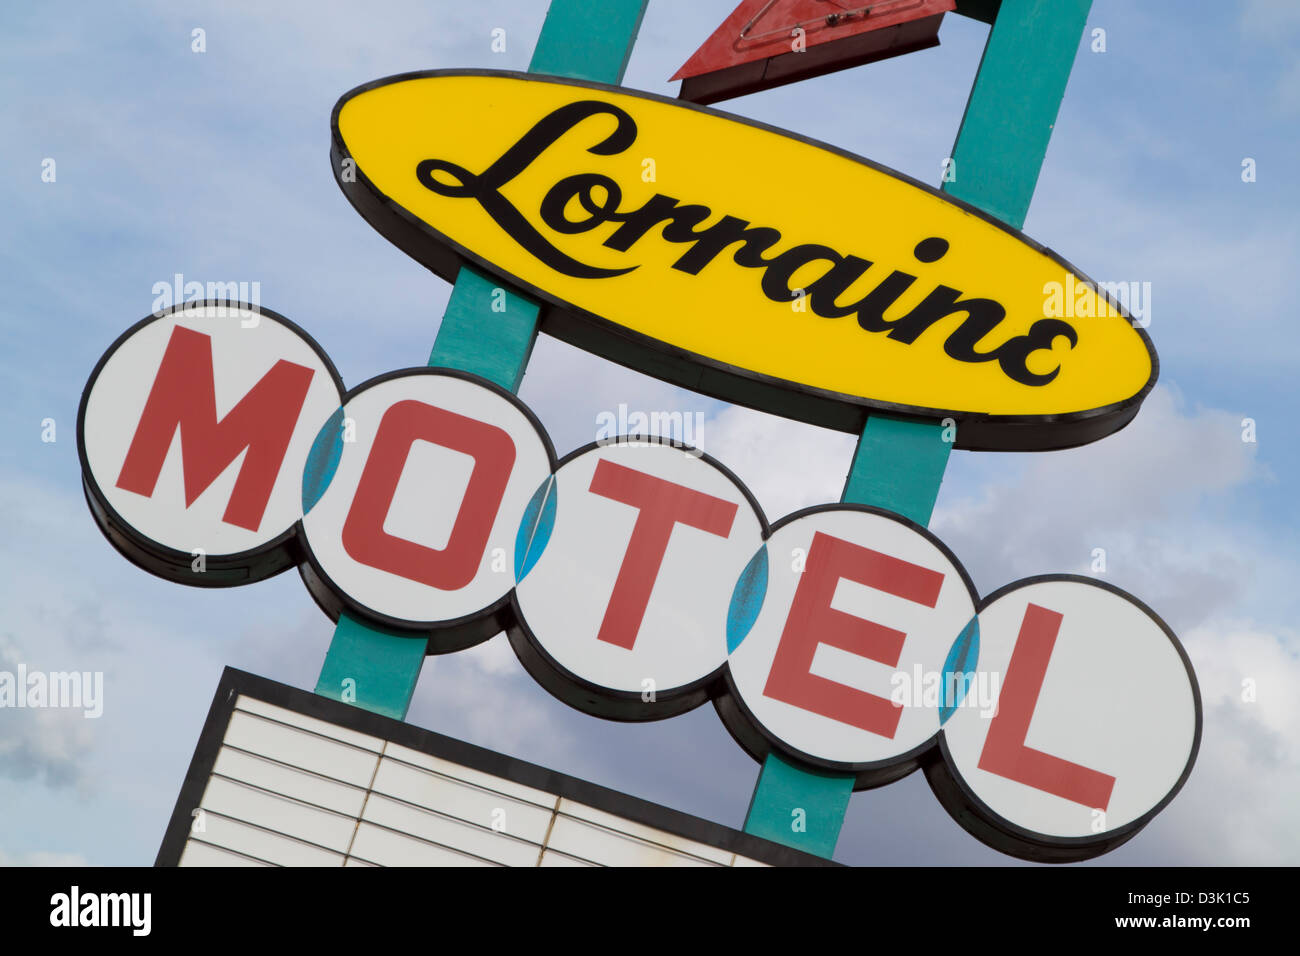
[[331, 70, 1156, 451]]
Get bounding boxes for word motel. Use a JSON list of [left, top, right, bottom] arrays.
[[78, 302, 1200, 861]]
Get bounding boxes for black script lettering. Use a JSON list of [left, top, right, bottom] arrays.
[[855, 271, 919, 332], [604, 194, 710, 251], [540, 173, 624, 234], [993, 319, 1078, 386], [417, 100, 638, 278], [604, 197, 781, 274], [913, 237, 949, 263], [802, 255, 875, 317], [850, 239, 950, 329], [884, 286, 1005, 353], [416, 103, 1077, 388], [759, 244, 866, 307]]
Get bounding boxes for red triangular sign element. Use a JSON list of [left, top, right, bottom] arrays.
[[672, 0, 955, 105]]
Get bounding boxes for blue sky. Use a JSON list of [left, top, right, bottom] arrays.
[[1, 0, 1297, 865]]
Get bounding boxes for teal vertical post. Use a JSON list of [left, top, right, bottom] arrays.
[[842, 415, 953, 526], [429, 266, 541, 392], [528, 0, 648, 82], [744, 0, 1093, 858], [945, 0, 1094, 230], [315, 0, 649, 720], [742, 751, 855, 859], [314, 614, 426, 721]]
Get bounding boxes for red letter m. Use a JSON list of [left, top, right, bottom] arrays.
[[114, 325, 315, 532]]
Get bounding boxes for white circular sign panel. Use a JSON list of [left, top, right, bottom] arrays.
[[511, 439, 766, 718], [78, 303, 344, 583], [933, 576, 1200, 856], [724, 506, 978, 778], [299, 369, 553, 642]]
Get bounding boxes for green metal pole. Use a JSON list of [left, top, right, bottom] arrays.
[[742, 0, 1094, 859], [945, 0, 1095, 230], [314, 0, 649, 720]]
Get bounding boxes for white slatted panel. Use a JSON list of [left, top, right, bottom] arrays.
[[176, 695, 770, 867]]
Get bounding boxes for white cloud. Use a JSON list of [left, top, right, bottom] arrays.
[[919, 386, 1300, 864], [1239, 0, 1300, 41], [408, 641, 579, 763], [931, 386, 1264, 598], [0, 633, 98, 788], [1143, 619, 1300, 864], [696, 403, 857, 520], [1278, 58, 1300, 114], [0, 847, 90, 867], [518, 334, 722, 457]]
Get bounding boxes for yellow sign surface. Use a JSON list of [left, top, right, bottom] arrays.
[[332, 71, 1157, 450]]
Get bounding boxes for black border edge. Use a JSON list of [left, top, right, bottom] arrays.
[[155, 667, 244, 866], [156, 667, 839, 868]]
